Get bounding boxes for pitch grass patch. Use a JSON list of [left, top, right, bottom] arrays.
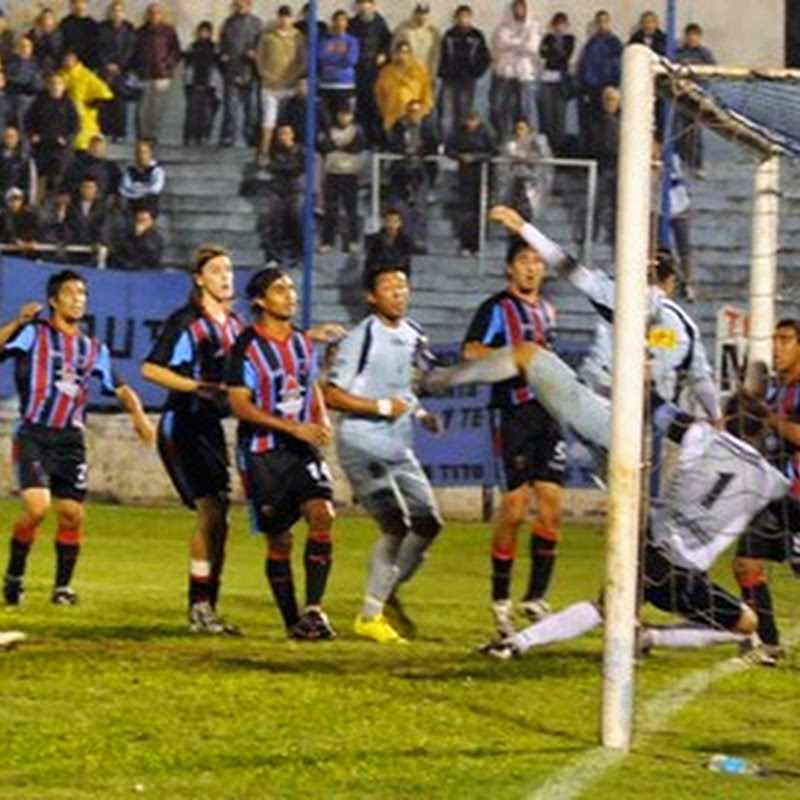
[[0, 501, 797, 799]]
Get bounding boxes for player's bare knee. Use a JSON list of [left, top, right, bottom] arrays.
[[501, 493, 530, 528], [736, 604, 759, 635], [56, 502, 84, 531], [22, 493, 51, 525], [306, 499, 335, 531]]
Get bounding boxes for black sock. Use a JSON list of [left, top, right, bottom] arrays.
[[742, 583, 779, 645], [304, 535, 332, 607], [491, 555, 513, 602], [525, 533, 558, 601], [266, 557, 299, 629], [188, 577, 212, 607], [55, 542, 80, 588], [208, 578, 221, 610], [7, 538, 32, 579]]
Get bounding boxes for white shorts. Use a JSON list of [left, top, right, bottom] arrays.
[[260, 87, 296, 128]]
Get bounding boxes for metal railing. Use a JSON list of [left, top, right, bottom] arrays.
[[0, 243, 108, 268], [370, 152, 598, 267]]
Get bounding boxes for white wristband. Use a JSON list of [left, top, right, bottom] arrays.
[[376, 398, 392, 417]]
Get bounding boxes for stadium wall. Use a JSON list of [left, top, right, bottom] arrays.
[[4, 1, 785, 70]]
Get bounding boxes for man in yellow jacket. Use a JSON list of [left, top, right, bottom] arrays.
[[374, 40, 432, 132], [59, 51, 114, 151]]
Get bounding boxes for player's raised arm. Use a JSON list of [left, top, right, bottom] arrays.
[[0, 302, 43, 349], [115, 384, 156, 446]]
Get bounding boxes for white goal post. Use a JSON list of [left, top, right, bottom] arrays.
[[601, 45, 791, 750]]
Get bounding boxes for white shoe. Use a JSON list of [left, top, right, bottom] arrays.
[[0, 630, 26, 651], [519, 598, 551, 623], [492, 599, 516, 638]]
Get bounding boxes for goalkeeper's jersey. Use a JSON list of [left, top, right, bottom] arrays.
[[650, 421, 788, 572]]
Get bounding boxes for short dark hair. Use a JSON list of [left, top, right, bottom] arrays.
[[505, 235, 533, 266], [723, 391, 769, 442], [246, 266, 286, 311], [776, 318, 800, 340], [551, 12, 568, 26], [653, 249, 677, 283], [363, 260, 410, 291], [685, 22, 703, 36], [455, 5, 472, 15], [277, 5, 293, 18], [47, 269, 85, 302]]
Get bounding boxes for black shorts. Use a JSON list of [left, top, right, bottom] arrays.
[[643, 544, 743, 631], [239, 446, 334, 537], [13, 423, 88, 502], [157, 411, 230, 509], [491, 401, 566, 491], [735, 500, 797, 563]]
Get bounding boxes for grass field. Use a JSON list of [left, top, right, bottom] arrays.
[[1, 499, 799, 799]]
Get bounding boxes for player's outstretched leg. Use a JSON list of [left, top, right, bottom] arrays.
[[265, 531, 300, 635], [51, 498, 84, 606], [480, 600, 603, 659], [4, 489, 50, 606], [733, 556, 784, 663]]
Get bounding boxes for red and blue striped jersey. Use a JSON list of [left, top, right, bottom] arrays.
[[144, 300, 244, 416], [768, 377, 800, 502], [1, 320, 121, 430], [226, 324, 318, 454], [464, 289, 557, 408]]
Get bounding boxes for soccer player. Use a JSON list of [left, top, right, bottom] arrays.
[[733, 319, 800, 663], [141, 244, 244, 635], [227, 268, 337, 640], [324, 261, 442, 644], [422, 344, 789, 659], [463, 229, 566, 638], [487, 204, 721, 421], [1, 270, 155, 607]]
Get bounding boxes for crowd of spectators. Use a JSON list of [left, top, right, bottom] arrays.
[[0, 0, 715, 268]]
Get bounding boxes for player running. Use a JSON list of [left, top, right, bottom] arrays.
[[227, 268, 337, 641], [1, 270, 155, 607], [422, 343, 788, 660], [141, 244, 244, 635], [463, 227, 566, 639], [325, 260, 443, 645]]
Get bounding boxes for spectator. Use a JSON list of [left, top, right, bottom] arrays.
[[349, 0, 392, 147], [445, 110, 494, 256], [364, 207, 413, 269], [183, 21, 220, 146], [0, 187, 41, 253], [0, 11, 15, 65], [28, 8, 63, 75], [590, 85, 621, 244], [255, 5, 306, 166], [63, 133, 122, 202], [576, 10, 623, 157], [0, 70, 12, 130], [385, 98, 438, 253], [676, 23, 716, 178], [489, 0, 541, 142], [65, 176, 110, 255], [318, 106, 366, 253], [60, 51, 114, 152], [318, 11, 360, 122], [374, 41, 433, 132], [5, 37, 44, 134], [437, 6, 491, 139], [39, 188, 71, 245], [59, 0, 101, 71], [629, 10, 667, 54], [392, 3, 441, 88], [0, 125, 37, 203], [295, 3, 328, 41], [538, 12, 575, 156], [496, 117, 552, 221], [132, 2, 181, 143], [98, 1, 137, 143], [218, 0, 263, 147], [119, 139, 165, 215], [657, 147, 695, 299], [263, 123, 305, 264], [110, 206, 163, 269], [24, 72, 80, 197]]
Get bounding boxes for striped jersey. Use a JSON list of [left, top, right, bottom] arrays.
[[144, 299, 244, 416], [651, 421, 788, 571], [464, 289, 556, 408], [0, 320, 121, 430], [328, 314, 430, 459], [766, 377, 800, 503], [226, 323, 318, 454]]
